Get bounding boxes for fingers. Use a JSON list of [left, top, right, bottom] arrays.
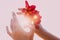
[[18, 8, 22, 10], [12, 12, 19, 28], [12, 12, 17, 22], [10, 18, 18, 32], [12, 12, 20, 26], [18, 8, 23, 11], [11, 13, 22, 32], [10, 19, 14, 32], [10, 18, 16, 32], [17, 12, 22, 15], [6, 26, 13, 38]]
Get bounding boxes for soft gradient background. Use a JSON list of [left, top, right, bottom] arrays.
[[0, 0, 60, 40]]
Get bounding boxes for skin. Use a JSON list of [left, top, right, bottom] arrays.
[[6, 13, 35, 40], [6, 12, 60, 40], [35, 24, 60, 40]]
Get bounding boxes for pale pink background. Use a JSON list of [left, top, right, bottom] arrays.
[[0, 0, 60, 40]]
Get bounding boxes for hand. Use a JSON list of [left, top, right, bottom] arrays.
[[34, 24, 60, 40], [17, 10, 60, 40], [6, 13, 35, 40]]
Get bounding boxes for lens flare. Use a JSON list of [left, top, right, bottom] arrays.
[[33, 15, 38, 19], [16, 14, 32, 32]]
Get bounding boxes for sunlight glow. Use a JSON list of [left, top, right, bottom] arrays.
[[17, 14, 32, 32], [33, 15, 38, 20]]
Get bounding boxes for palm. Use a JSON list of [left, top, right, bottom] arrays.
[[6, 13, 34, 40]]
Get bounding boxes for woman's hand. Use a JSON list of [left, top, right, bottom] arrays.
[[34, 24, 60, 40], [6, 13, 35, 40]]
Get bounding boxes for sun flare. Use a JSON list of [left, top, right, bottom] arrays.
[[16, 14, 32, 32]]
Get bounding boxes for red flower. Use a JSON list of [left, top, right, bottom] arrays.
[[18, 0, 39, 15], [18, 0, 42, 27]]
